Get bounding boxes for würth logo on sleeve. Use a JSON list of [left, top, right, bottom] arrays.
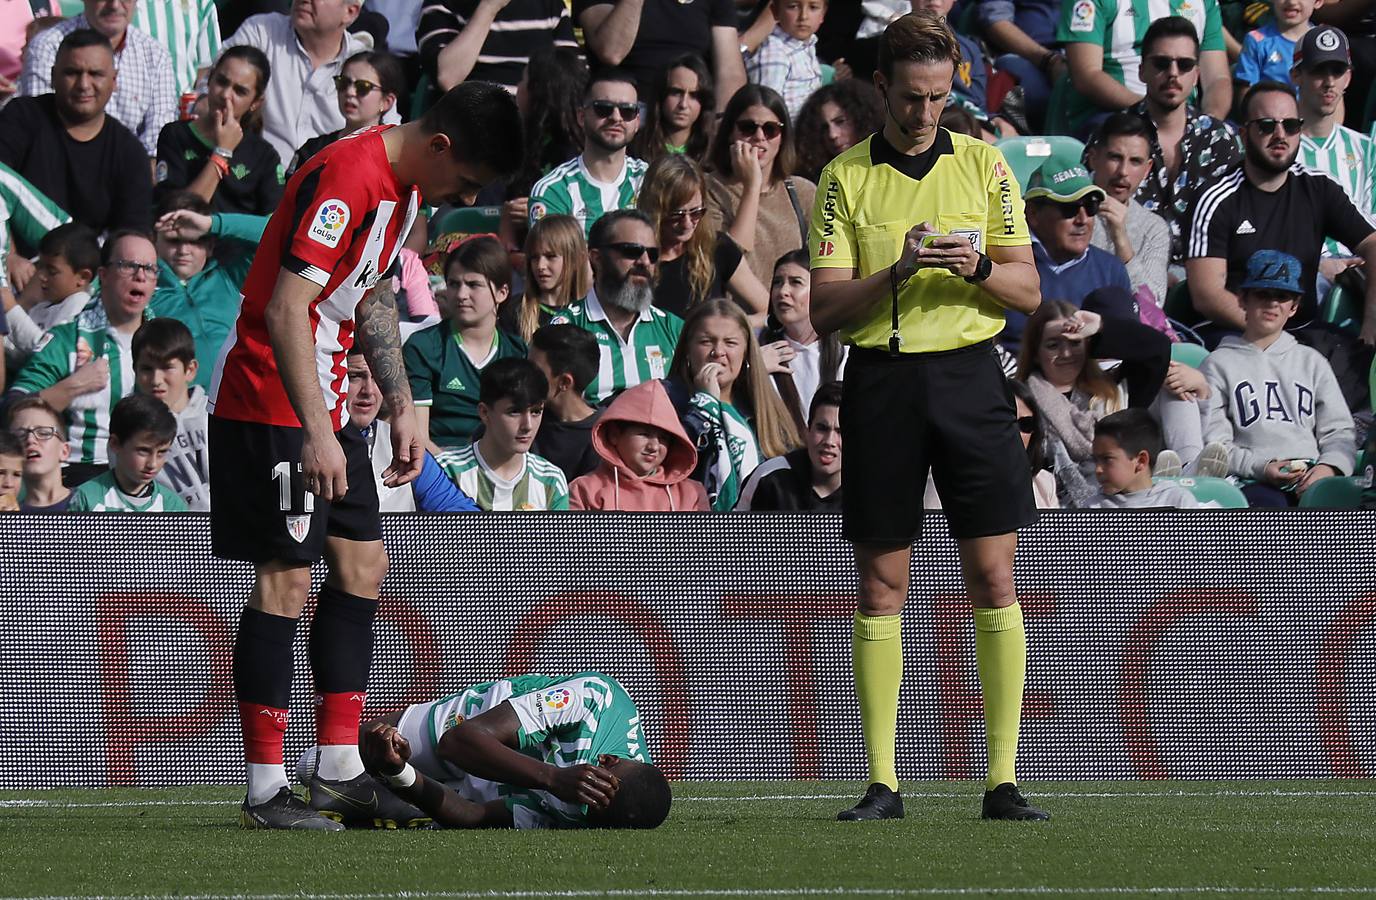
[[818, 240, 835, 257], [309, 199, 350, 247]]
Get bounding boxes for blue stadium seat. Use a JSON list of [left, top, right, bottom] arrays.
[[994, 135, 1086, 189], [1297, 476, 1364, 508], [1154, 476, 1247, 508]]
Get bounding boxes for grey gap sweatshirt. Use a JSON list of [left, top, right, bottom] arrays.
[[1200, 332, 1355, 480], [155, 386, 209, 511], [1085, 481, 1215, 509]]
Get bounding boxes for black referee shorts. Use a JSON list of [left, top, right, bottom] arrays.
[[209, 416, 382, 564], [840, 341, 1037, 545]]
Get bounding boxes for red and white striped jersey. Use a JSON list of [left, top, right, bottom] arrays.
[[209, 125, 420, 429]]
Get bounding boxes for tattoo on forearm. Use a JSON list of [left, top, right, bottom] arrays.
[[357, 278, 412, 411]]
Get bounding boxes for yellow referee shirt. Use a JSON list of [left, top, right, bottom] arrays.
[[810, 129, 1029, 352]]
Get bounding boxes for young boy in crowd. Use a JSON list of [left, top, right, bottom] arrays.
[[69, 394, 188, 513], [747, 0, 827, 120], [1235, 0, 1321, 87], [1200, 249, 1355, 506], [1085, 408, 1214, 508], [434, 358, 569, 511], [570, 379, 709, 511], [528, 324, 605, 483], [3, 223, 99, 367], [6, 396, 71, 512], [132, 319, 209, 510], [0, 431, 21, 511], [736, 381, 842, 511]]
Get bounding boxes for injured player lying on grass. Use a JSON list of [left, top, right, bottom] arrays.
[[296, 673, 672, 829]]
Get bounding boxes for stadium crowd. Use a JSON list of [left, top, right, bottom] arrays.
[[1, 0, 1374, 515]]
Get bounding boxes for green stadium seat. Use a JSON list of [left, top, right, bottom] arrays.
[[993, 135, 1086, 190], [1170, 342, 1209, 368], [1044, 72, 1073, 136], [411, 72, 434, 122], [820, 63, 835, 86], [1163, 279, 1206, 327], [433, 206, 502, 237], [1319, 283, 1361, 334], [1154, 476, 1248, 508], [1297, 476, 1364, 508]]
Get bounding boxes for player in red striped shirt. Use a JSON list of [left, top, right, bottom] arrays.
[[207, 82, 524, 830]]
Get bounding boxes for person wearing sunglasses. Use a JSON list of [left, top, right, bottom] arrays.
[[705, 84, 815, 310], [530, 70, 648, 238], [1059, 0, 1232, 139], [155, 46, 281, 217], [636, 153, 768, 319], [1006, 151, 1132, 349], [1120, 17, 1241, 270], [217, 1, 376, 168], [288, 51, 404, 179], [4, 397, 71, 512], [550, 209, 684, 403], [5, 231, 158, 488], [1188, 79, 1376, 352]]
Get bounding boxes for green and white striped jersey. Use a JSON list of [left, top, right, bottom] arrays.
[[69, 470, 189, 513], [1303, 126, 1376, 256], [689, 391, 763, 512], [0, 163, 70, 276], [404, 672, 651, 829], [11, 303, 142, 465], [433, 443, 569, 510], [1058, 0, 1225, 132], [132, 0, 222, 97], [528, 154, 648, 237], [550, 290, 683, 403]]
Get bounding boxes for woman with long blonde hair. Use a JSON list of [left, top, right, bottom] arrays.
[[667, 299, 802, 509], [637, 155, 767, 319], [513, 215, 590, 342]]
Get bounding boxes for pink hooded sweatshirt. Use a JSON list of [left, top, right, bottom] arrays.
[[569, 380, 710, 512]]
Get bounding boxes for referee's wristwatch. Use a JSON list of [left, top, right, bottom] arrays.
[[964, 252, 993, 284]]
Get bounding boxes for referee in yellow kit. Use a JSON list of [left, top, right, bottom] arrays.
[[810, 10, 1048, 823]]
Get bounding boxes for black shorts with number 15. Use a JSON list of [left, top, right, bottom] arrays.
[[208, 416, 382, 564]]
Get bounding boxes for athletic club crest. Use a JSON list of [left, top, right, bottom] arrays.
[[286, 515, 311, 544]]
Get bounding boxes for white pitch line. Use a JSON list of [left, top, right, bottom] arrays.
[[3, 789, 1376, 810], [2, 887, 1376, 899]]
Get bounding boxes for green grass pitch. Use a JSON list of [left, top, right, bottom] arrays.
[[3, 781, 1374, 898]]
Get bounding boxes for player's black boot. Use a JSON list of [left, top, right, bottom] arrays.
[[981, 782, 1051, 821], [837, 783, 904, 821], [307, 771, 433, 829], [241, 786, 345, 831]]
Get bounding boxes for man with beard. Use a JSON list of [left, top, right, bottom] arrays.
[[529, 70, 648, 238], [1188, 80, 1376, 347], [1117, 17, 1241, 271], [1085, 114, 1171, 307], [551, 209, 683, 403]]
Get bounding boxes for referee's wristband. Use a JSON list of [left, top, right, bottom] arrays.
[[384, 763, 417, 789]]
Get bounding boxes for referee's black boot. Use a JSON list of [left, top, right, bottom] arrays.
[[836, 783, 904, 821], [981, 782, 1050, 821]]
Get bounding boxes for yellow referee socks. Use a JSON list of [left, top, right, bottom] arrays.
[[853, 612, 903, 792], [974, 603, 1026, 789]]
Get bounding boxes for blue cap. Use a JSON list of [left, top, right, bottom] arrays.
[[1239, 250, 1303, 294]]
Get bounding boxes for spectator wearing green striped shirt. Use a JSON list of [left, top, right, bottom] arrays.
[[529, 68, 649, 237], [5, 230, 157, 486], [131, 0, 221, 98], [550, 209, 684, 403], [434, 357, 569, 511], [68, 392, 188, 512], [0, 160, 70, 283], [1292, 27, 1376, 266]]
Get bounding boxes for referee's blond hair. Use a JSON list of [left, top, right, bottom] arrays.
[[877, 11, 963, 79]]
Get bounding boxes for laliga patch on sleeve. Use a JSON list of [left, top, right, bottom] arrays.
[[308, 198, 350, 248], [155, 161, 168, 183], [1069, 0, 1096, 32], [529, 201, 548, 221]]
